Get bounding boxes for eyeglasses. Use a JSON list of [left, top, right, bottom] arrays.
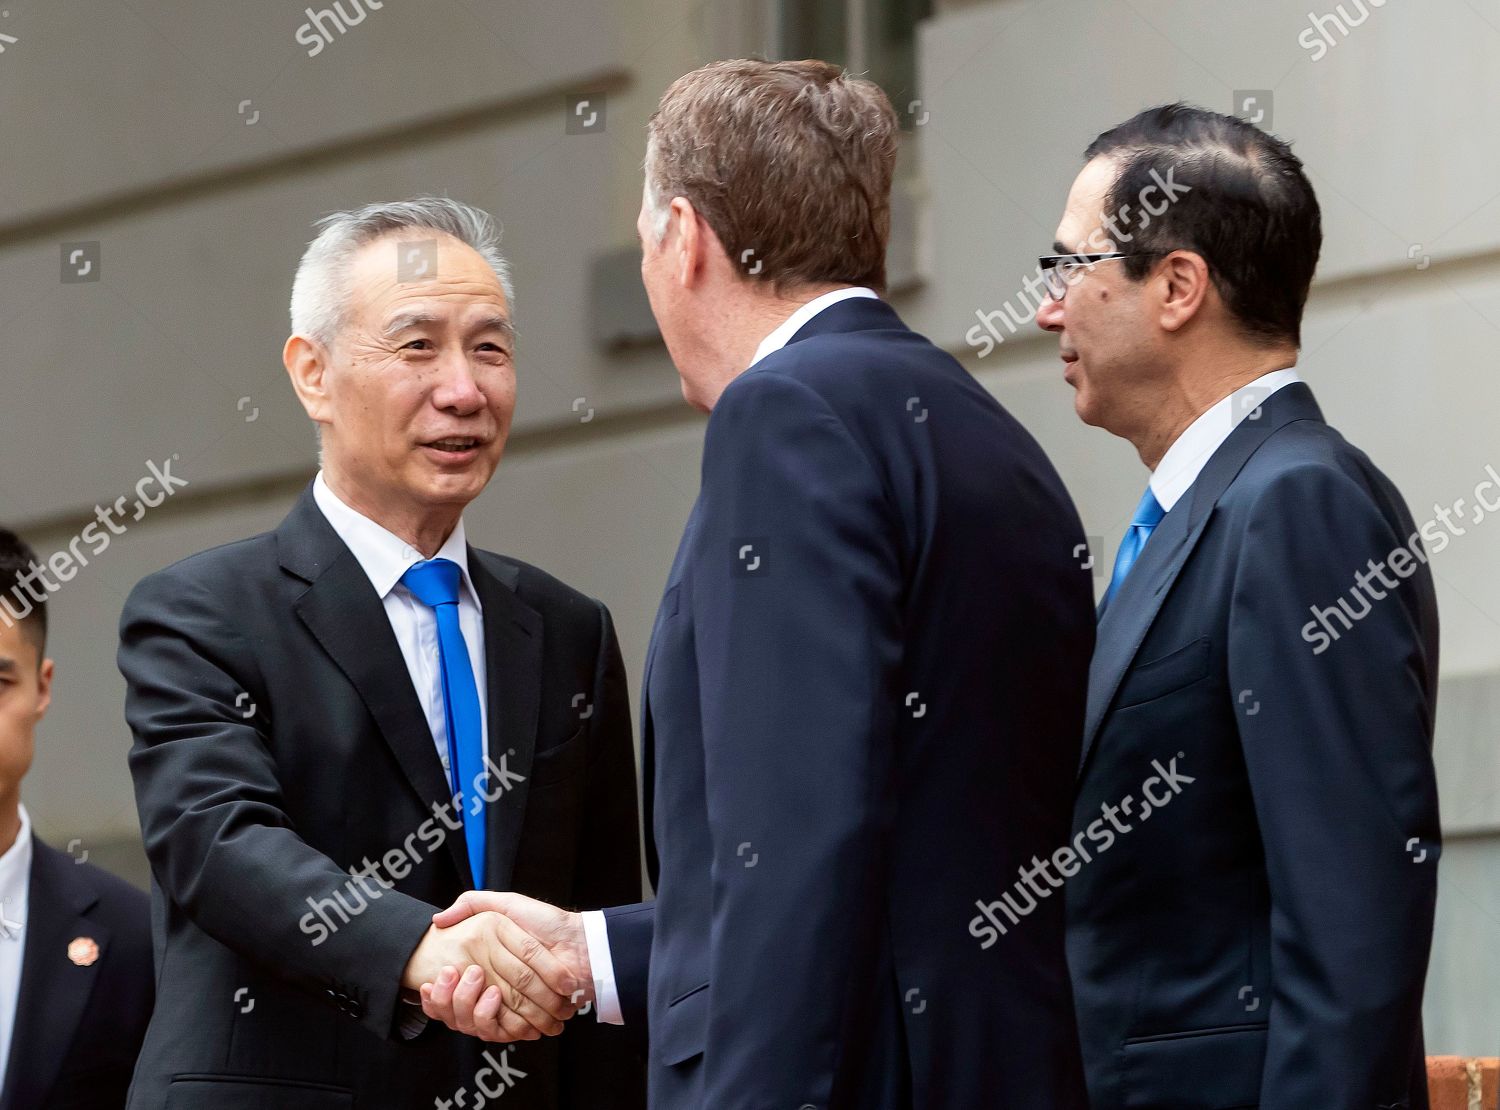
[[1037, 253, 1130, 301]]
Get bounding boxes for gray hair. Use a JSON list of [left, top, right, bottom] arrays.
[[289, 197, 515, 344], [643, 138, 672, 243]]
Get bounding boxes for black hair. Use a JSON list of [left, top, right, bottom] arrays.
[[0, 527, 47, 656], [1084, 102, 1322, 346]]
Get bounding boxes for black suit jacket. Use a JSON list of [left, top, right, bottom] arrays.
[[1066, 383, 1440, 1110], [117, 484, 645, 1109], [604, 297, 1096, 1109], [0, 836, 153, 1110]]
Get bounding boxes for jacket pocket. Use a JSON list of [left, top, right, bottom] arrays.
[[1120, 1023, 1266, 1109], [654, 981, 709, 1067], [167, 1074, 352, 1109], [1115, 636, 1212, 709], [528, 724, 587, 788], [660, 583, 681, 620]]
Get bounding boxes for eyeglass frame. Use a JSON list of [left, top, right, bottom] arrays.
[[1037, 250, 1171, 301]]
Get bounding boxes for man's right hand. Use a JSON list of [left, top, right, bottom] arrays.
[[420, 892, 592, 1042], [399, 910, 581, 1040]]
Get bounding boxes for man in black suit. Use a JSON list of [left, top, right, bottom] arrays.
[[0, 527, 153, 1110], [1037, 104, 1440, 1109], [421, 60, 1097, 1109], [117, 199, 645, 1108]]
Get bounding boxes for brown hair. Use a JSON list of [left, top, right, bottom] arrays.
[[645, 59, 900, 293]]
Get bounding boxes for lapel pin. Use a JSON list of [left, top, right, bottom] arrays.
[[67, 936, 100, 967]]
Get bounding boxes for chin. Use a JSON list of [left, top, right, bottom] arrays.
[[678, 374, 709, 413], [419, 466, 491, 503], [1072, 387, 1105, 429]]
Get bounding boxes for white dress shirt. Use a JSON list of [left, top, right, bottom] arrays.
[[581, 285, 884, 1026], [313, 474, 492, 1038], [312, 472, 489, 782], [0, 804, 33, 1093], [1149, 368, 1302, 511]]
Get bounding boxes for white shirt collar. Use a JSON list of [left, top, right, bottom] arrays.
[[0, 804, 32, 938], [1150, 368, 1303, 512], [311, 472, 480, 608], [748, 286, 881, 369]]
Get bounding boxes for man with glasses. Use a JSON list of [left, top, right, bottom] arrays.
[[1038, 104, 1440, 1110]]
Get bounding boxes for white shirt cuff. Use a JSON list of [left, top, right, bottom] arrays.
[[581, 909, 624, 1025]]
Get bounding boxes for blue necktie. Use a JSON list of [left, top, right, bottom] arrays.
[[1103, 487, 1166, 609], [400, 559, 486, 888]]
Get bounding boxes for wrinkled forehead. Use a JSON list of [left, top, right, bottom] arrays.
[[1053, 155, 1120, 252], [345, 232, 509, 320]]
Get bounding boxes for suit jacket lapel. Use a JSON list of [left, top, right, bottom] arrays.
[[1078, 383, 1327, 774], [280, 485, 474, 886], [641, 499, 700, 703], [1079, 498, 1213, 771], [469, 550, 542, 892], [636, 501, 699, 876], [0, 839, 104, 1110]]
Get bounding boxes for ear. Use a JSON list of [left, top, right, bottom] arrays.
[[1157, 250, 1212, 333], [284, 334, 334, 431], [669, 196, 716, 290], [34, 656, 54, 723]]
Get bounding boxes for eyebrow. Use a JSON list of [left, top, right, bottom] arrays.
[[1052, 240, 1070, 254], [472, 314, 516, 344], [382, 311, 515, 343], [382, 311, 442, 337]]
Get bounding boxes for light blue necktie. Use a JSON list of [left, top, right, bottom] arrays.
[[1102, 487, 1166, 610], [400, 558, 486, 888]]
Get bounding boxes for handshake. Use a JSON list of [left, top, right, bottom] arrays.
[[399, 892, 590, 1043]]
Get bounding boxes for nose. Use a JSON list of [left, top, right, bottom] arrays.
[[1036, 292, 1064, 333], [432, 350, 486, 415]]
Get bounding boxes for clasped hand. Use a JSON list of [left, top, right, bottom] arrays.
[[401, 892, 589, 1042]]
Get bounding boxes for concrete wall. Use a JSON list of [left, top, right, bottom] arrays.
[[1, 0, 1494, 1056]]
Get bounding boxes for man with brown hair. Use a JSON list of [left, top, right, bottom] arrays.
[[422, 60, 1095, 1109]]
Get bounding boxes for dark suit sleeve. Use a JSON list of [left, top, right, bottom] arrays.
[[690, 371, 903, 1107], [557, 601, 647, 1106], [118, 568, 437, 1041], [602, 902, 654, 1035], [1227, 464, 1439, 1109]]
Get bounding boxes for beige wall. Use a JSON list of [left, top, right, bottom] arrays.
[[2, 0, 1495, 1056]]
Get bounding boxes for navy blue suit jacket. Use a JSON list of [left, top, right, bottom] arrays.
[[605, 297, 1096, 1109], [0, 836, 153, 1110], [1066, 382, 1440, 1110]]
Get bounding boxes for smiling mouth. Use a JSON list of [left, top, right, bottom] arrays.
[[423, 436, 484, 454]]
